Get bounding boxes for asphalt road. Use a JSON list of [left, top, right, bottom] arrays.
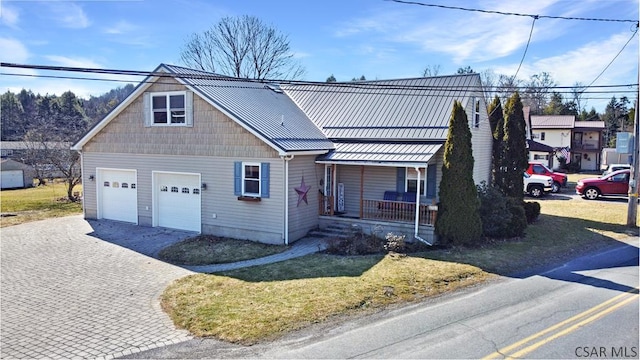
[[129, 236, 638, 359]]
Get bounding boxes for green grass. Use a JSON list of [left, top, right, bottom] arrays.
[[0, 181, 83, 227], [158, 235, 288, 265], [161, 194, 639, 344]]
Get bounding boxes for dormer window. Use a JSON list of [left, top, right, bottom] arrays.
[[144, 91, 193, 127]]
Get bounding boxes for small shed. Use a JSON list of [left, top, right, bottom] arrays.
[[1, 159, 35, 189]]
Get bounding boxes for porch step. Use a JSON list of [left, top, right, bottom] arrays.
[[308, 222, 357, 239]]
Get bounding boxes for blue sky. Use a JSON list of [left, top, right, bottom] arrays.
[[1, 0, 638, 112]]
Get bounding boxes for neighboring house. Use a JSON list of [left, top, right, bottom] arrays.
[[72, 64, 492, 245], [529, 115, 605, 171], [1, 141, 72, 160], [1, 159, 35, 189]]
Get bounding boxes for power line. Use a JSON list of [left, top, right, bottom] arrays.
[[387, 0, 639, 23], [1, 63, 637, 93], [513, 16, 537, 80], [582, 25, 639, 93]]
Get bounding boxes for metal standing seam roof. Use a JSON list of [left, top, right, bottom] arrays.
[[281, 74, 482, 141], [160, 64, 334, 153], [574, 121, 605, 129], [316, 142, 442, 165], [530, 115, 575, 129]]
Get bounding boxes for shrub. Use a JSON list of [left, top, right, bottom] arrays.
[[383, 233, 406, 253], [504, 197, 527, 238], [524, 201, 541, 223], [324, 233, 383, 255], [477, 181, 512, 238]]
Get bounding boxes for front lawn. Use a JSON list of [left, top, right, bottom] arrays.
[[161, 195, 638, 344], [0, 181, 83, 227]]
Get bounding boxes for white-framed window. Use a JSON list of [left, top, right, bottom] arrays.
[[473, 97, 480, 128], [406, 168, 426, 196], [242, 163, 261, 196], [149, 91, 186, 125]]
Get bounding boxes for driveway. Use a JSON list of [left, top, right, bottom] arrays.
[[1, 215, 195, 359]]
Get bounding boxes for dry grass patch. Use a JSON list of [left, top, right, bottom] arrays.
[[0, 182, 82, 227], [161, 254, 490, 344], [161, 190, 638, 345], [158, 235, 287, 265]]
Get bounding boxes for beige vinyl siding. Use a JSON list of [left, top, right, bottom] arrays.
[[84, 78, 278, 159], [82, 152, 285, 244], [286, 156, 322, 241]]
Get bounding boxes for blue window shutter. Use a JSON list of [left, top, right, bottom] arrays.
[[143, 93, 151, 127], [427, 164, 437, 198], [261, 162, 270, 198], [396, 167, 405, 193], [234, 162, 242, 196]]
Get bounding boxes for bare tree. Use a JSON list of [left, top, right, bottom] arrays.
[[422, 64, 441, 77], [181, 15, 305, 80], [497, 74, 522, 105], [523, 72, 556, 115], [571, 81, 587, 114], [479, 69, 497, 105]]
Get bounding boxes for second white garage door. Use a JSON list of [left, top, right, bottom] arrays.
[[154, 172, 201, 232]]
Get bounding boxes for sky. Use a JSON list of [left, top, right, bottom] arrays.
[[1, 0, 638, 113]]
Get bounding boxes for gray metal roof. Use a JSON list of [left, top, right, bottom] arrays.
[[160, 64, 334, 153], [281, 74, 482, 141], [317, 142, 442, 166], [530, 115, 575, 129]]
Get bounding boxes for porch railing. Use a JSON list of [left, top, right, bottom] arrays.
[[362, 199, 437, 226], [318, 194, 437, 226]]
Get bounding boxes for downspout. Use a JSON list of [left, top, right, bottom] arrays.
[[413, 165, 433, 246], [282, 155, 294, 245]]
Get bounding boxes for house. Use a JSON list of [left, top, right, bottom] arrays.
[[1, 159, 36, 189], [72, 64, 492, 245], [529, 115, 605, 171], [523, 107, 555, 168]]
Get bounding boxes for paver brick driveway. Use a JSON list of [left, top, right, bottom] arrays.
[[1, 215, 195, 359]]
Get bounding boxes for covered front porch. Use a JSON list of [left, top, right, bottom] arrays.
[[315, 142, 443, 243]]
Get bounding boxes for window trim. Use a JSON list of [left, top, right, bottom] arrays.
[[405, 167, 426, 196], [242, 162, 261, 197], [473, 97, 480, 128], [149, 91, 187, 126]]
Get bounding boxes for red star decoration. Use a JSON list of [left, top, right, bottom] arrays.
[[294, 177, 311, 206]]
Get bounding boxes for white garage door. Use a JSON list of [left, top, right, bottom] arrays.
[[1, 170, 24, 189], [98, 169, 138, 223], [154, 172, 201, 232]]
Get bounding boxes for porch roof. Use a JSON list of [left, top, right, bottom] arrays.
[[315, 142, 442, 167]]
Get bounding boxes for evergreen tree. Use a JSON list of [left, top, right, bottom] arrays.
[[487, 95, 504, 187], [326, 74, 337, 82], [501, 92, 528, 200], [435, 101, 482, 245], [0, 91, 24, 140]]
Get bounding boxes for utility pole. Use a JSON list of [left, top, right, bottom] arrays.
[[627, 98, 639, 227]]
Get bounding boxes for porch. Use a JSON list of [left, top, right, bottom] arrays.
[[319, 193, 438, 226]]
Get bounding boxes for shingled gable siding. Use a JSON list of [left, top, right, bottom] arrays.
[[82, 78, 289, 244]]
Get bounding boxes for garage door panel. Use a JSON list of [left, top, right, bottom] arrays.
[[99, 169, 137, 224], [1, 170, 24, 189], [155, 173, 201, 232]]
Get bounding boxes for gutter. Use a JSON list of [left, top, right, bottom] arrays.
[[282, 155, 294, 245], [413, 165, 434, 246]]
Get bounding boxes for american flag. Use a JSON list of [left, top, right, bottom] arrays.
[[558, 147, 570, 163]]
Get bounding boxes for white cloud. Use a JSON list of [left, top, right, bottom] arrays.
[[44, 55, 102, 69], [1, 5, 19, 29], [103, 20, 136, 35], [48, 2, 90, 29], [0, 37, 29, 63]]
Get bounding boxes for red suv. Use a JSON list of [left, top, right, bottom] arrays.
[[526, 162, 568, 193], [576, 169, 630, 200]]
